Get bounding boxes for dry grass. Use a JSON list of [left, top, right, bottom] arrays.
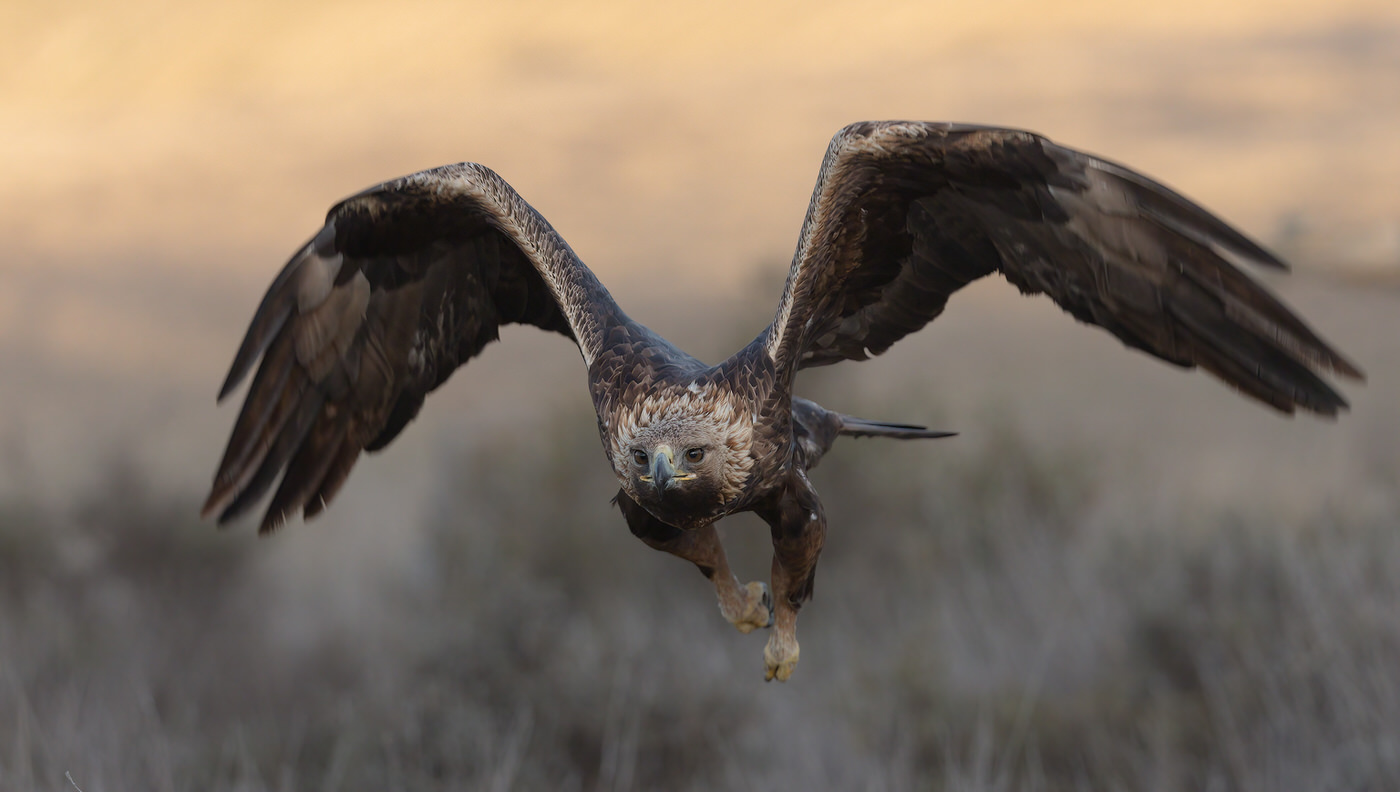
[[3, 408, 1398, 791]]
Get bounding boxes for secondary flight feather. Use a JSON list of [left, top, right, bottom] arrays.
[[205, 121, 1362, 681]]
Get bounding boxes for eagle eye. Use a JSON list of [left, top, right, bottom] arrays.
[[685, 447, 705, 463], [632, 449, 648, 466]]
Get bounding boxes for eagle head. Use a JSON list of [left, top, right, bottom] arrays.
[[609, 385, 755, 528]]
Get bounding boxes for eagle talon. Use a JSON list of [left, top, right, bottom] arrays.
[[723, 581, 774, 634], [763, 631, 800, 682]]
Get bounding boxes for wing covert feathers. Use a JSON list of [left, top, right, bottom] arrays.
[[208, 125, 1363, 531], [766, 121, 1361, 416], [206, 164, 620, 532]]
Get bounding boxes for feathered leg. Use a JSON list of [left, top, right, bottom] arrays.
[[754, 469, 826, 682], [613, 490, 773, 633]]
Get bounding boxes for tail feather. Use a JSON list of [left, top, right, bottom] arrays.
[[835, 414, 956, 440]]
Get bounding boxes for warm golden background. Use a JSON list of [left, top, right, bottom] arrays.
[[3, 1, 1399, 788]]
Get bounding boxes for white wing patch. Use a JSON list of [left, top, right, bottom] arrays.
[[294, 271, 370, 382], [294, 249, 344, 313]]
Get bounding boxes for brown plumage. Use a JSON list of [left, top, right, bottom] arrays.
[[205, 121, 1362, 681]]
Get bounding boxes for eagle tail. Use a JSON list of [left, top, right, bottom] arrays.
[[835, 414, 957, 440]]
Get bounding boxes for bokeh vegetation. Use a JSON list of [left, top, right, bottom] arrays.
[[3, 407, 1398, 791]]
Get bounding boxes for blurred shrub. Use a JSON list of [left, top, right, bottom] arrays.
[[3, 414, 1400, 790], [0, 462, 265, 791]]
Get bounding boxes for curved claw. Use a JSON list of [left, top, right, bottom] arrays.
[[725, 581, 775, 634], [763, 632, 800, 682]]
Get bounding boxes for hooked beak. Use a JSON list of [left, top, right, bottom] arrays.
[[647, 445, 677, 492]]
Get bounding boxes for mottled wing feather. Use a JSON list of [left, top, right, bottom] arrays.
[[205, 163, 623, 532], [765, 121, 1362, 414]]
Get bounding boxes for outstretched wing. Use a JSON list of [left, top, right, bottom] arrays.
[[204, 163, 622, 532], [764, 121, 1362, 414]]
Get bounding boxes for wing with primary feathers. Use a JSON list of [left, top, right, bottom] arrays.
[[765, 121, 1362, 415], [204, 163, 622, 532]]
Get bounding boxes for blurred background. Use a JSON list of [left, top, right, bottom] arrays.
[[3, 0, 1399, 788]]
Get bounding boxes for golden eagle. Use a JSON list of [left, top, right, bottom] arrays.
[[204, 122, 1362, 681]]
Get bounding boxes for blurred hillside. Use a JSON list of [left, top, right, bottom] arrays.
[[1, 0, 1396, 554], [1, 1, 1399, 788]]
